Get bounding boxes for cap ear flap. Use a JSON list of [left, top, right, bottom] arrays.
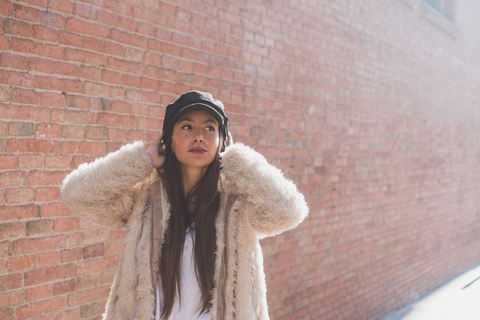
[[220, 118, 228, 152]]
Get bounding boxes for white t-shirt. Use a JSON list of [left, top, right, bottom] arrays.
[[155, 226, 212, 320]]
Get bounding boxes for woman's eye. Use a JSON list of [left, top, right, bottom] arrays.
[[181, 124, 192, 130], [205, 126, 216, 131]]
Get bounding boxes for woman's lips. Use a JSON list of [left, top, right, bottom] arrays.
[[189, 147, 207, 154]]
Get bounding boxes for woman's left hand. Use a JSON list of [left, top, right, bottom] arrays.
[[226, 132, 233, 147], [147, 136, 166, 169]]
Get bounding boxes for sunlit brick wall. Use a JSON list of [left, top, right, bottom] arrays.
[[1, 0, 480, 319]]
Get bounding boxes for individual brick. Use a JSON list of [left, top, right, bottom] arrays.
[[25, 283, 52, 302], [73, 2, 95, 20], [27, 171, 68, 186], [34, 187, 60, 201], [41, 202, 74, 217], [7, 139, 60, 153], [75, 256, 117, 275], [66, 18, 109, 38], [85, 126, 107, 140], [0, 34, 8, 50], [0, 222, 26, 239], [15, 296, 66, 320], [26, 219, 53, 235], [5, 187, 34, 204], [29, 57, 55, 74], [11, 38, 62, 60], [76, 273, 99, 290], [48, 0, 73, 13], [79, 66, 101, 81], [36, 123, 61, 138], [59, 31, 82, 47], [61, 141, 106, 155], [0, 308, 15, 320], [0, 155, 16, 170], [55, 62, 79, 77], [61, 125, 85, 139], [24, 264, 74, 286], [18, 154, 45, 169], [0, 273, 22, 292], [32, 25, 58, 42], [83, 244, 105, 259], [0, 70, 33, 87], [53, 218, 78, 233], [66, 229, 109, 248], [0, 290, 24, 309], [39, 92, 65, 107], [0, 241, 11, 257], [45, 155, 70, 169], [67, 285, 110, 306], [60, 247, 83, 263], [34, 251, 59, 268], [0, 53, 28, 70], [0, 1, 13, 16], [14, 4, 64, 28], [0, 86, 10, 103], [12, 88, 39, 104], [52, 279, 75, 295], [13, 235, 64, 255], [8, 122, 35, 136], [34, 76, 82, 93], [0, 204, 38, 221], [6, 255, 33, 272], [3, 19, 31, 37]]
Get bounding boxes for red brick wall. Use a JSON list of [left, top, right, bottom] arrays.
[[1, 0, 480, 319]]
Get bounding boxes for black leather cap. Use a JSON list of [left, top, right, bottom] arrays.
[[161, 91, 229, 151]]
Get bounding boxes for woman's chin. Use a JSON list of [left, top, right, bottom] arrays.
[[180, 160, 214, 171]]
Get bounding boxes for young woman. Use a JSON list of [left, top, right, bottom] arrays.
[[61, 91, 308, 320]]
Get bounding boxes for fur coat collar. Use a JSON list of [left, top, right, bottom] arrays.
[[61, 142, 308, 320]]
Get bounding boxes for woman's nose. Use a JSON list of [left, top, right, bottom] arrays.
[[193, 131, 204, 143]]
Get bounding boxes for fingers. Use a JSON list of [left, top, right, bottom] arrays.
[[156, 136, 165, 156], [226, 132, 233, 146], [147, 135, 166, 168], [153, 135, 162, 148]]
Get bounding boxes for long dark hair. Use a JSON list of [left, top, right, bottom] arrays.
[[158, 128, 223, 319]]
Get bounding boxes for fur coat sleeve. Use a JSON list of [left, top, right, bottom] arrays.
[[220, 143, 309, 238], [61, 141, 154, 229]]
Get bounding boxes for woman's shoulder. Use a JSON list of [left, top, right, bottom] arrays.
[[220, 142, 260, 163], [220, 143, 268, 177], [220, 143, 282, 187], [219, 142, 308, 237]]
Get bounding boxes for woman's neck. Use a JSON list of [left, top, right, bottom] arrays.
[[182, 166, 207, 217], [182, 165, 207, 196]]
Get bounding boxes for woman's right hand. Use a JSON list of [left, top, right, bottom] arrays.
[[147, 136, 166, 168]]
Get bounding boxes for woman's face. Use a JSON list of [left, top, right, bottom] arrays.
[[171, 109, 220, 172]]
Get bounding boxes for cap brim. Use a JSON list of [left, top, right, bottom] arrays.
[[170, 103, 224, 126]]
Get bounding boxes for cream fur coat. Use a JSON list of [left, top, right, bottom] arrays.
[[61, 141, 308, 320]]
